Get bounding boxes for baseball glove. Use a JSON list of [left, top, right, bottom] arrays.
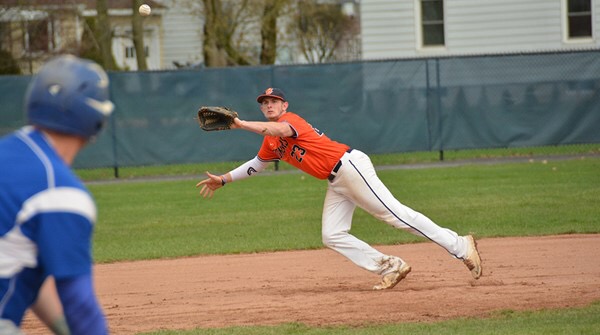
[[197, 106, 239, 131]]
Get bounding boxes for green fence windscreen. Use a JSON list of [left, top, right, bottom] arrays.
[[1, 51, 598, 169]]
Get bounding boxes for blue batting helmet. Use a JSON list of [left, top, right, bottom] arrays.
[[25, 55, 114, 139]]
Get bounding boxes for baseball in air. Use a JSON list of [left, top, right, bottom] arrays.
[[139, 4, 151, 16]]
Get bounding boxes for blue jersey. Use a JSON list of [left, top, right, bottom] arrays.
[[0, 127, 107, 333]]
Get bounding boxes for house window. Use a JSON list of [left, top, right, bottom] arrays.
[[567, 0, 592, 38], [25, 19, 50, 52], [125, 46, 149, 58], [421, 0, 445, 46], [126, 47, 134, 58]]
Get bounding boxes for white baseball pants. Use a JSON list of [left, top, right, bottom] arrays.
[[322, 149, 469, 275]]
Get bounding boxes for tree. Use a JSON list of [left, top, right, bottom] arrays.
[[202, 0, 254, 67], [132, 0, 148, 70], [259, 0, 288, 65], [293, 0, 358, 64], [198, 0, 359, 67], [96, 0, 117, 70], [0, 50, 21, 75], [79, 17, 104, 65]]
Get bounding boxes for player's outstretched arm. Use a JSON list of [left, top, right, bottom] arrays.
[[195, 157, 270, 198], [232, 117, 293, 137], [196, 171, 228, 198]]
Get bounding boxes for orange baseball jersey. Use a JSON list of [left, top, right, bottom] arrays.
[[257, 112, 350, 180]]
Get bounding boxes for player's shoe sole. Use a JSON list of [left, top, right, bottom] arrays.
[[463, 235, 482, 279], [373, 257, 412, 290]]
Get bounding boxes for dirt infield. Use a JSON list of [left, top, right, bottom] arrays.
[[22, 234, 600, 334]]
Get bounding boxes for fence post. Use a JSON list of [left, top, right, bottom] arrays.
[[110, 109, 119, 178], [436, 58, 444, 161]]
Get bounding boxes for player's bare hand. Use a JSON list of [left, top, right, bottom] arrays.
[[195, 171, 223, 198], [230, 117, 243, 129]]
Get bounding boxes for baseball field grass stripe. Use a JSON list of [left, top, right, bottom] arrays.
[[89, 158, 599, 263], [75, 144, 599, 181], [135, 301, 600, 334]]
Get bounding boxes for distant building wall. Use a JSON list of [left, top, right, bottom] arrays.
[[361, 0, 600, 60]]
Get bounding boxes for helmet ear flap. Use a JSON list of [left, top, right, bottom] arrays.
[[63, 94, 108, 138]]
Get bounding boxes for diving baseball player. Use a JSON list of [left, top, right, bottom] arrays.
[[197, 87, 482, 290], [0, 55, 113, 334]]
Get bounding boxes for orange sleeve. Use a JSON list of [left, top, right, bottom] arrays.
[[258, 137, 282, 162]]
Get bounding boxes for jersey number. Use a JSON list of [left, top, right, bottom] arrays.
[[290, 145, 306, 163]]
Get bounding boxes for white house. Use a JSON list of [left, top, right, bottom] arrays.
[[105, 0, 204, 71], [153, 0, 204, 69], [0, 0, 205, 72], [360, 0, 600, 60], [98, 5, 164, 71]]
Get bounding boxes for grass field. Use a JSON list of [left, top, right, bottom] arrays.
[[78, 146, 600, 335], [88, 155, 599, 263], [77, 144, 600, 181], [138, 301, 600, 335]]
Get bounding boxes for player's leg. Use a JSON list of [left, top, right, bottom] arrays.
[[338, 150, 469, 260], [321, 188, 385, 273], [322, 186, 411, 289]]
